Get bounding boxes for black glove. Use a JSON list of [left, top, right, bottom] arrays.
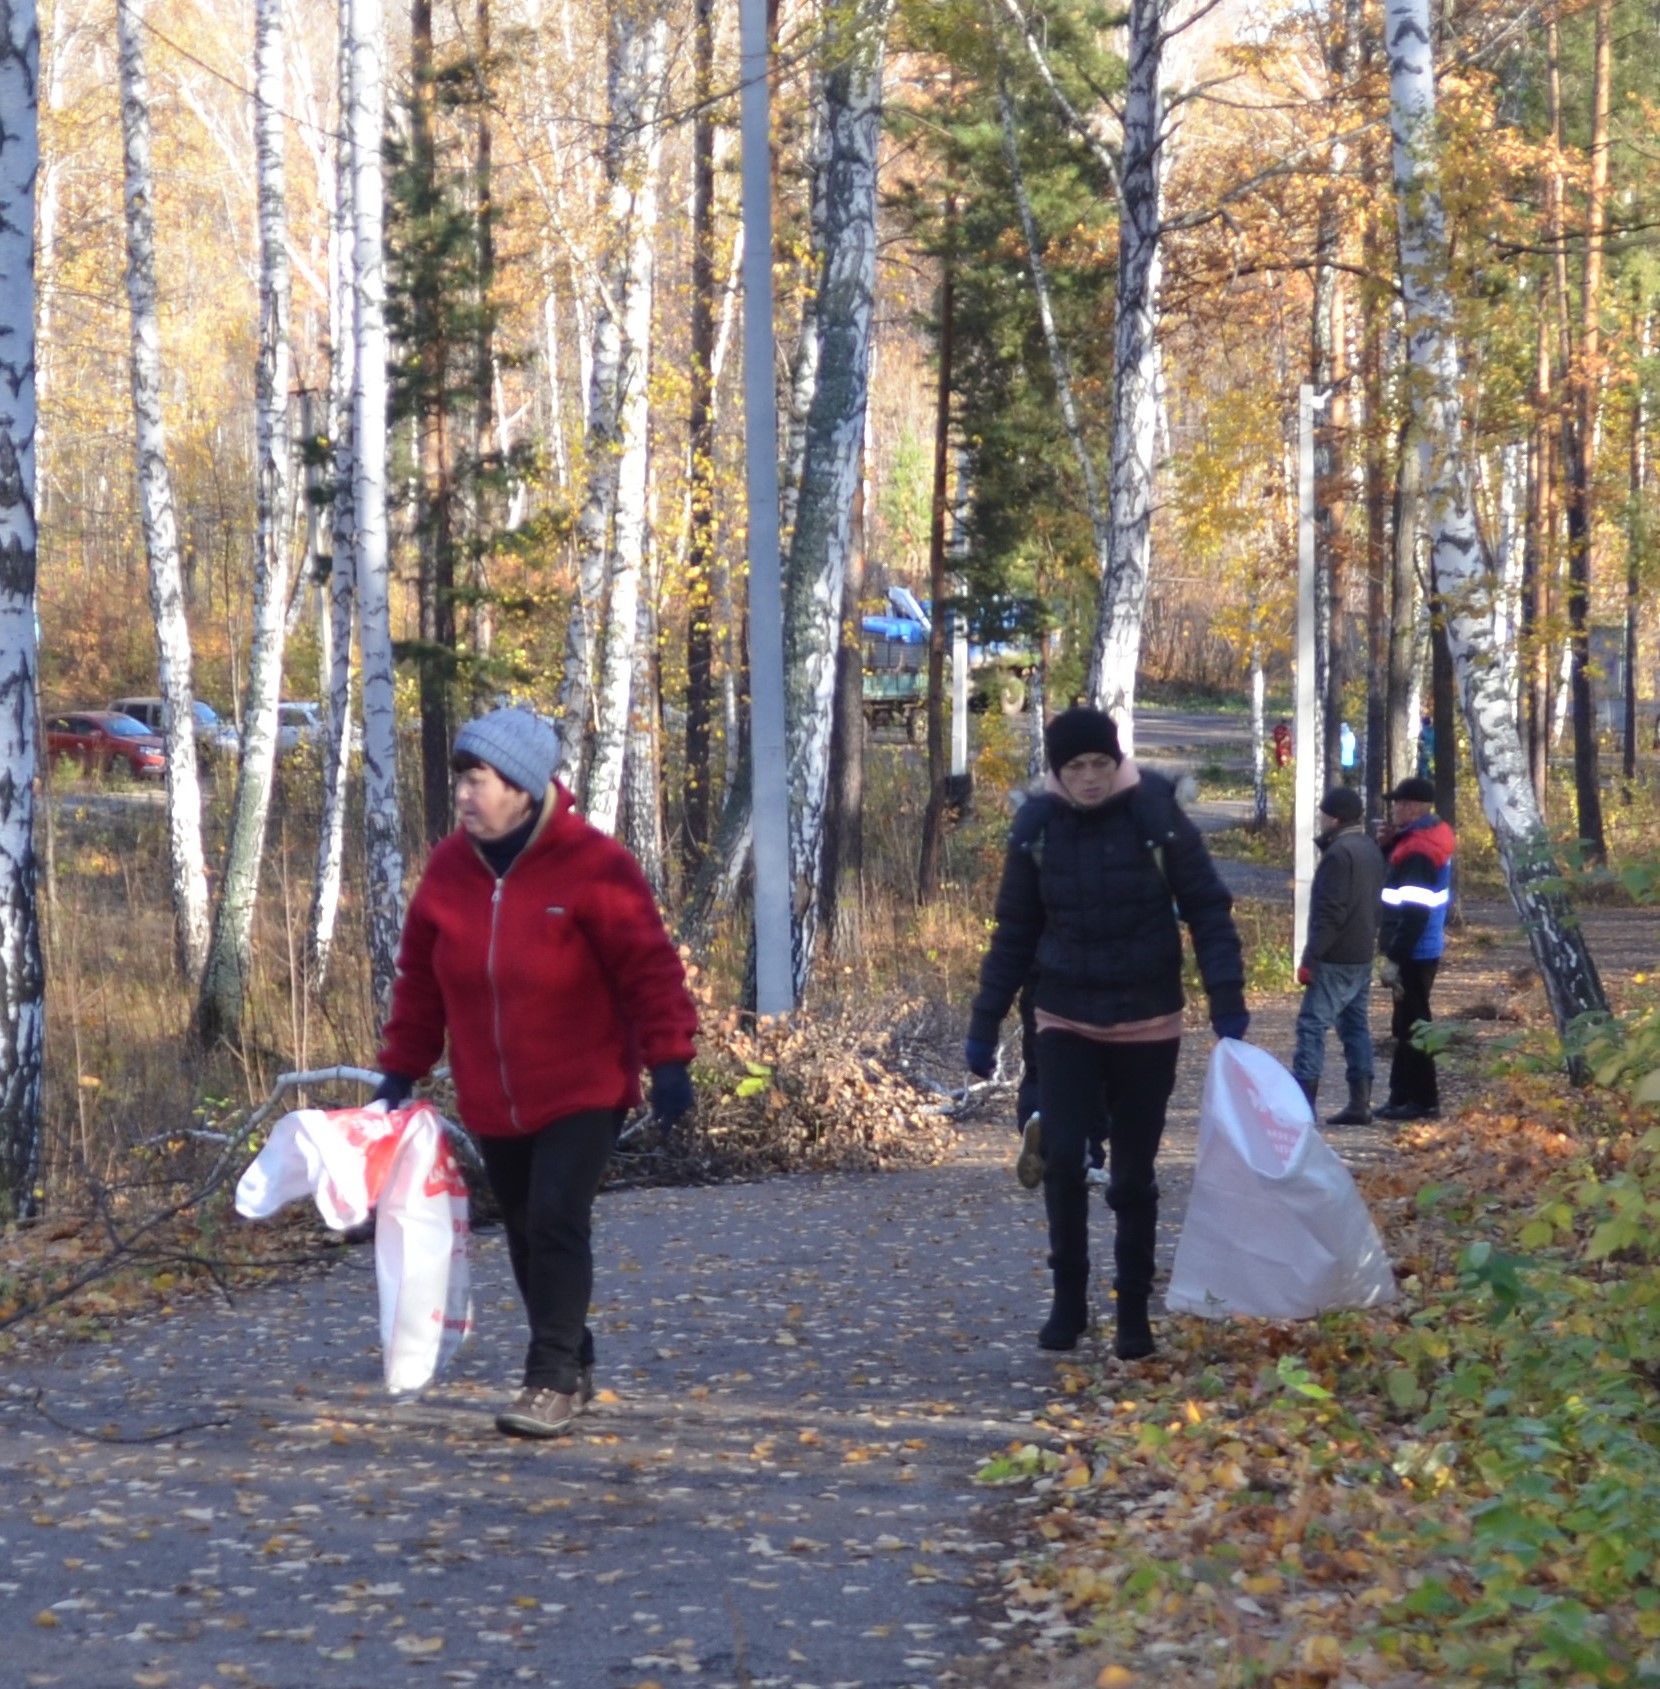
[[372, 1072, 414, 1108], [650, 1063, 695, 1129], [1211, 1010, 1250, 1042], [964, 1038, 997, 1079]]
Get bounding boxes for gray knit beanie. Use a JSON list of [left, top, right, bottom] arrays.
[[453, 708, 560, 803]]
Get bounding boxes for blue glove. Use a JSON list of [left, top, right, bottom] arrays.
[[1211, 1011, 1250, 1042], [372, 1071, 414, 1108], [650, 1063, 695, 1128], [964, 1038, 997, 1079]]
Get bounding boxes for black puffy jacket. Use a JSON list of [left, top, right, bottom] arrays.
[[968, 770, 1244, 1045]]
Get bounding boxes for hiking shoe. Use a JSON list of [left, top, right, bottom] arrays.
[[1015, 1115, 1045, 1190], [576, 1363, 595, 1411], [496, 1387, 577, 1438], [1374, 1100, 1438, 1122]]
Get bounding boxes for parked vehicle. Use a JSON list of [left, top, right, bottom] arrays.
[[108, 695, 240, 765], [277, 700, 325, 757], [859, 586, 1038, 735], [45, 711, 167, 780]]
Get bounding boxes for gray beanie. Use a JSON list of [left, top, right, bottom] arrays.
[[453, 708, 560, 803]]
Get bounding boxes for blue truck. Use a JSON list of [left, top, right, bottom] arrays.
[[860, 587, 1035, 737]]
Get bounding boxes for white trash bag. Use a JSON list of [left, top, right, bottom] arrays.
[[1166, 1039, 1397, 1320], [236, 1101, 475, 1394]]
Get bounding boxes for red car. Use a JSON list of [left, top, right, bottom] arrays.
[[45, 711, 167, 780]]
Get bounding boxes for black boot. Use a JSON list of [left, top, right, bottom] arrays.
[[1295, 1074, 1317, 1113], [1326, 1079, 1372, 1126], [1114, 1292, 1155, 1361], [1038, 1278, 1089, 1351]]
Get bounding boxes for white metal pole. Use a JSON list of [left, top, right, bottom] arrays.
[[1294, 383, 1318, 967], [739, 0, 794, 1015]]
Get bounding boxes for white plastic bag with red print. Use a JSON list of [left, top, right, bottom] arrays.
[[1166, 1040, 1397, 1320], [235, 1101, 475, 1394]]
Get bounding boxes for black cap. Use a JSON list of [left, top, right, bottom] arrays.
[[1044, 707, 1121, 772], [1387, 776, 1435, 804], [1319, 786, 1364, 824]]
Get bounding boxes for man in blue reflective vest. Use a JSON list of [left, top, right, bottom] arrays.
[[1375, 776, 1456, 1121]]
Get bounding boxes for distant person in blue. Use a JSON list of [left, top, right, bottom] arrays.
[[1376, 776, 1456, 1122], [1415, 714, 1435, 781], [1339, 721, 1357, 782]]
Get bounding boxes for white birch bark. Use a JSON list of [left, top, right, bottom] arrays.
[[542, 280, 569, 489], [784, 0, 890, 996], [0, 0, 43, 1217], [623, 575, 666, 898], [117, 0, 210, 984], [35, 0, 72, 522], [349, 0, 403, 1010], [307, 5, 357, 988], [198, 0, 293, 1041], [1086, 0, 1166, 756], [584, 11, 667, 835], [1385, 0, 1606, 1037], [998, 81, 1112, 600]]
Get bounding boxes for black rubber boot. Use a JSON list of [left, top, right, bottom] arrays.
[[1295, 1073, 1318, 1113], [1325, 1079, 1372, 1126], [1113, 1292, 1155, 1361], [1038, 1279, 1089, 1351]]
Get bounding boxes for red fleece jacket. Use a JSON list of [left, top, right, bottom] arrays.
[[377, 784, 697, 1137]]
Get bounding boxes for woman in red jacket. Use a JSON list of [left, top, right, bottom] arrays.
[[374, 708, 698, 1438]]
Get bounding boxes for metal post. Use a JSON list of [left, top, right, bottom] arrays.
[[739, 0, 794, 1015], [1294, 383, 1319, 967]]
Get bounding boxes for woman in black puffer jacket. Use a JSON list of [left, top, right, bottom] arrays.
[[965, 707, 1247, 1360]]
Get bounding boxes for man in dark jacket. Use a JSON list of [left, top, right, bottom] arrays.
[[1376, 775, 1456, 1121], [963, 707, 1247, 1362], [1293, 787, 1386, 1124]]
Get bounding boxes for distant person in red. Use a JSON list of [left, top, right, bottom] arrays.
[[374, 708, 698, 1439], [1272, 719, 1292, 768]]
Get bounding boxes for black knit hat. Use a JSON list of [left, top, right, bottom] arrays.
[[1319, 786, 1364, 824], [1387, 776, 1435, 804], [1044, 706, 1121, 772]]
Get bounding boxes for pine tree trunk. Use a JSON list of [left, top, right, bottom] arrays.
[[917, 199, 955, 906], [198, 0, 293, 1044], [1624, 310, 1647, 790], [820, 435, 867, 957], [308, 9, 359, 989], [1087, 0, 1166, 755], [585, 11, 667, 836], [0, 0, 44, 1218], [410, 0, 453, 847], [1387, 423, 1420, 790], [117, 0, 211, 984], [784, 0, 889, 996], [349, 0, 405, 1013], [682, 0, 717, 877], [1563, 0, 1612, 864], [1385, 0, 1606, 1049]]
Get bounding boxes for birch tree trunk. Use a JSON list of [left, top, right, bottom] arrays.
[[623, 583, 666, 899], [198, 0, 293, 1043], [308, 8, 358, 988], [585, 12, 667, 837], [1387, 423, 1420, 790], [1086, 0, 1166, 755], [0, 0, 44, 1218], [783, 0, 889, 997], [1385, 0, 1606, 1044], [998, 81, 1112, 601], [1624, 311, 1648, 789], [350, 0, 404, 1011], [117, 0, 210, 984]]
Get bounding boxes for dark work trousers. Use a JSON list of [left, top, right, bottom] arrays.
[[1388, 957, 1440, 1108], [476, 1108, 621, 1394], [1017, 984, 1107, 1169], [1036, 1033, 1181, 1300]]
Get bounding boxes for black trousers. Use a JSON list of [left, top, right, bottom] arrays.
[[476, 1109, 620, 1394], [1036, 1033, 1180, 1300], [1388, 957, 1440, 1108]]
